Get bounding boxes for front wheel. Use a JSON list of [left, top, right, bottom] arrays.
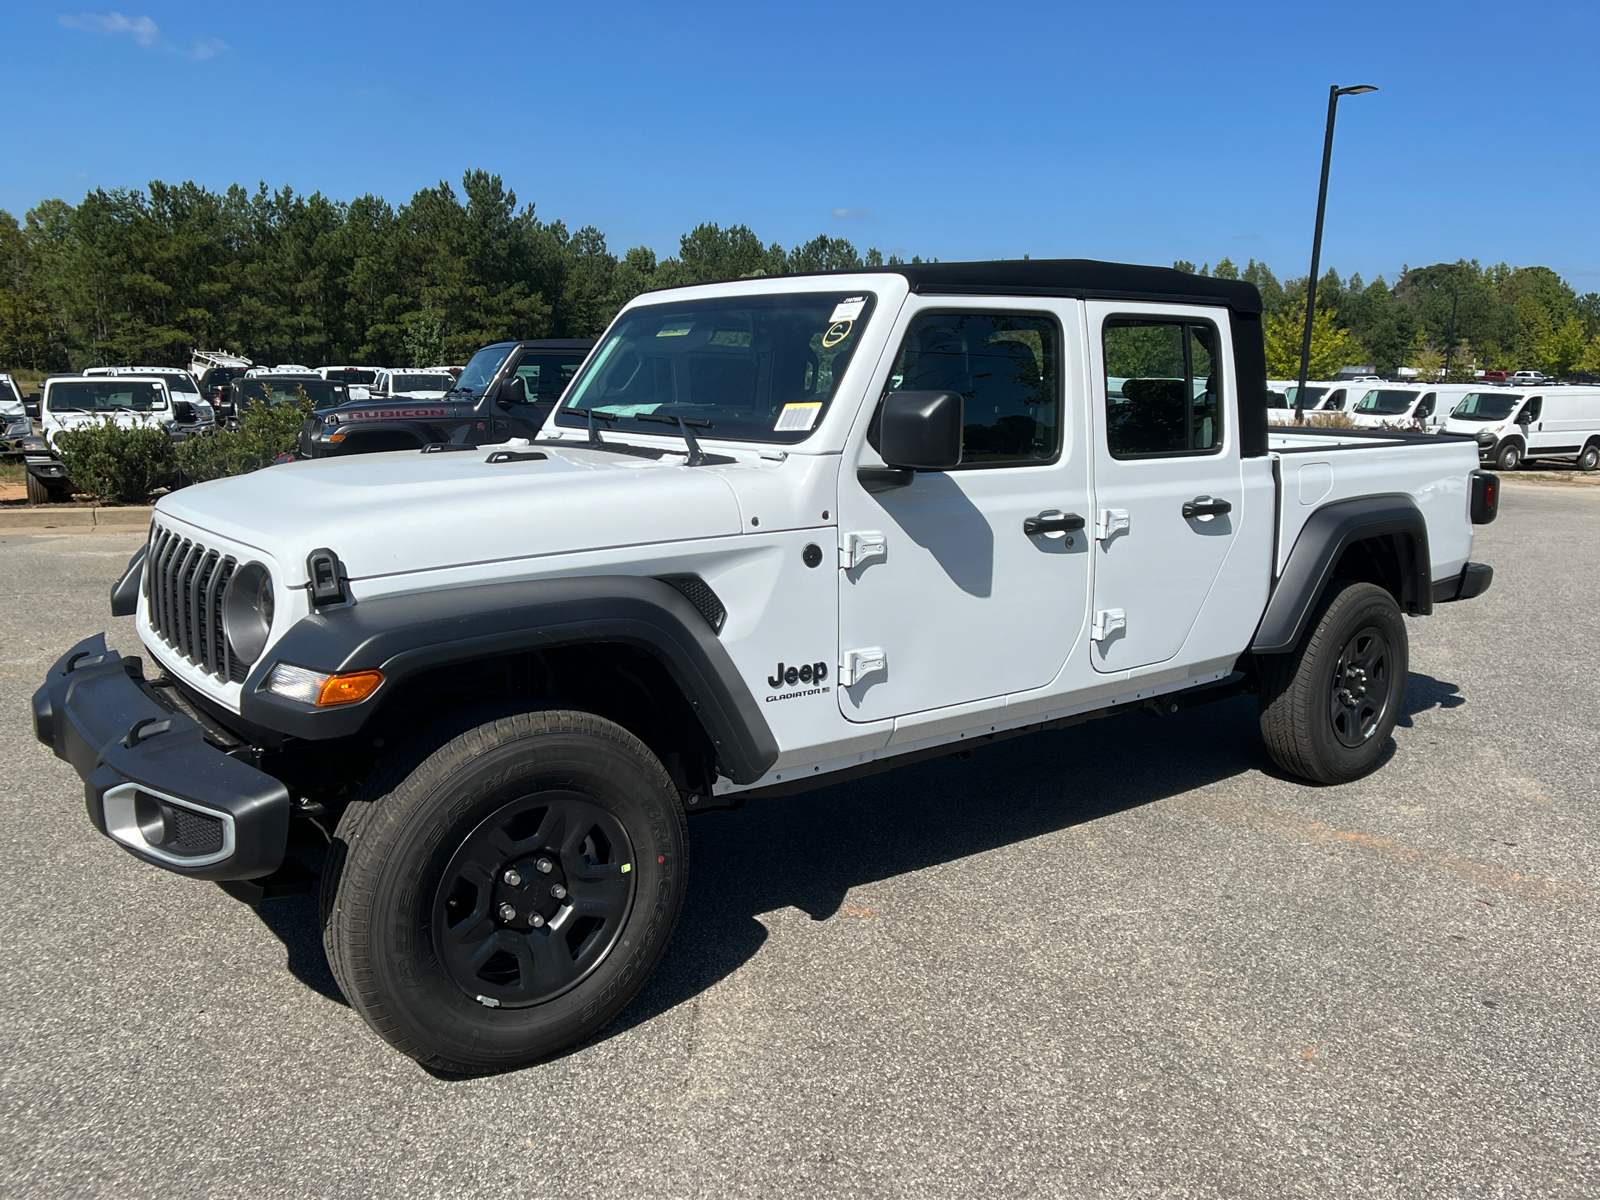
[[323, 709, 688, 1073], [1495, 440, 1522, 472], [1257, 580, 1408, 785]]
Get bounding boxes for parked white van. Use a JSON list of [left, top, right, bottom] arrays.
[[1443, 386, 1600, 471], [1283, 381, 1361, 412], [1347, 385, 1477, 432], [82, 366, 214, 429]]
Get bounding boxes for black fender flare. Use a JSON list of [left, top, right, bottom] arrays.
[[238, 575, 779, 785], [1251, 494, 1431, 655], [110, 544, 147, 617]]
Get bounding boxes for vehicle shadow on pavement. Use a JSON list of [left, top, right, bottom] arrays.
[[603, 695, 1270, 1045], [1395, 671, 1464, 726]]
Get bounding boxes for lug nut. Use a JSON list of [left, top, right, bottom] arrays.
[[550, 883, 567, 900], [502, 869, 522, 886], [535, 857, 554, 874], [498, 902, 517, 922], [529, 913, 546, 928]]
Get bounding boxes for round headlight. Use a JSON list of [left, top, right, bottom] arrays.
[[222, 561, 275, 666]]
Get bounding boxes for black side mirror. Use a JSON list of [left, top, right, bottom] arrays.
[[24, 399, 40, 421], [173, 400, 196, 423], [860, 390, 963, 492], [879, 390, 963, 469], [497, 376, 527, 408]]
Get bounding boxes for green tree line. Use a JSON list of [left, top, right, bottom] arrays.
[[1178, 257, 1600, 379], [2, 167, 1596, 378]]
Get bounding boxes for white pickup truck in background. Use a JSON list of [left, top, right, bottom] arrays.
[[36, 258, 1498, 1074]]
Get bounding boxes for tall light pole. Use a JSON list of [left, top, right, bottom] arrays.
[[1294, 83, 1378, 424]]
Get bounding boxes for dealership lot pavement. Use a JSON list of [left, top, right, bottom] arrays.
[[1, 483, 1596, 1199]]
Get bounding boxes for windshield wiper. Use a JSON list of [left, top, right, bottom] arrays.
[[584, 408, 618, 448], [636, 414, 719, 466]]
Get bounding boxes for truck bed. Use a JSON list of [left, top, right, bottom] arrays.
[[1267, 426, 1480, 584]]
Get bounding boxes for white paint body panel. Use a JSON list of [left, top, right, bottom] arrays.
[[136, 272, 1485, 799]]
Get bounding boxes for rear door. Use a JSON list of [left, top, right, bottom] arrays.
[[1086, 302, 1244, 673]]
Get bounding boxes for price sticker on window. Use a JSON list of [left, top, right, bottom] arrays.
[[775, 402, 822, 432]]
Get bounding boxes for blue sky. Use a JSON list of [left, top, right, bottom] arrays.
[[4, 0, 1598, 291]]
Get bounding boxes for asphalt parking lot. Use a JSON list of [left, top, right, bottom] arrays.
[[1, 482, 1596, 1199]]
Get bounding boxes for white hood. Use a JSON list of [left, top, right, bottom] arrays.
[[155, 444, 747, 586]]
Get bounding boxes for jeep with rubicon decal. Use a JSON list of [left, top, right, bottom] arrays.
[[34, 260, 1497, 1073]]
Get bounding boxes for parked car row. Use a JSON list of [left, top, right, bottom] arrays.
[[1265, 376, 1600, 471]]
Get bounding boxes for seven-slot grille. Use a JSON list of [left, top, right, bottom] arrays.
[[145, 524, 248, 683]]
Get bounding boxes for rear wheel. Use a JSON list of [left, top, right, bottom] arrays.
[[1578, 442, 1600, 473], [1258, 580, 1408, 785], [1495, 440, 1522, 471], [323, 709, 687, 1073]]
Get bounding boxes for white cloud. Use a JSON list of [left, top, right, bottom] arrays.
[[832, 206, 872, 220], [58, 12, 226, 59], [59, 12, 160, 45]]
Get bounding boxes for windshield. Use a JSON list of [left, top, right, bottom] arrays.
[[232, 379, 349, 408], [126, 371, 199, 395], [453, 344, 514, 396], [1452, 392, 1522, 421], [1283, 386, 1328, 408], [1355, 389, 1419, 415], [47, 380, 164, 412], [556, 292, 876, 443], [324, 368, 377, 385], [391, 373, 453, 392]]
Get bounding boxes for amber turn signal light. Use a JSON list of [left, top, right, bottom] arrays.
[[316, 670, 384, 706]]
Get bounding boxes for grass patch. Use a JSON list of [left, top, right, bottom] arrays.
[[0, 460, 24, 485]]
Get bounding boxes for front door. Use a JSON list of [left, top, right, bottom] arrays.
[[836, 303, 1091, 723], [500, 351, 587, 439], [1086, 302, 1244, 673]]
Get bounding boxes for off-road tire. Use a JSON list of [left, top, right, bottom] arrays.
[[322, 709, 688, 1073], [1578, 442, 1600, 473], [1257, 580, 1408, 785], [1495, 441, 1522, 472], [25, 471, 56, 504]]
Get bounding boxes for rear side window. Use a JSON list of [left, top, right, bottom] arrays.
[[1103, 318, 1222, 457], [887, 311, 1060, 466]]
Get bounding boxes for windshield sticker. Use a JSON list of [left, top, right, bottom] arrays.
[[656, 321, 694, 338], [775, 402, 822, 432], [829, 297, 867, 323], [709, 330, 752, 346], [821, 321, 852, 348]]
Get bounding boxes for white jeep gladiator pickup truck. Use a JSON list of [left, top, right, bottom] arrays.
[[33, 260, 1498, 1073]]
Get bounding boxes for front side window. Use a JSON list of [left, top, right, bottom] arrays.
[[511, 355, 584, 404], [1416, 393, 1436, 418], [1519, 396, 1542, 423], [391, 373, 453, 393], [885, 311, 1060, 465], [47, 380, 165, 412], [558, 292, 876, 443], [1103, 318, 1222, 457]]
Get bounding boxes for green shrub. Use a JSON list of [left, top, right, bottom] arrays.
[[54, 419, 175, 504], [176, 388, 313, 483]]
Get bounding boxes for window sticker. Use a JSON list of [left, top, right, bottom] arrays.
[[821, 321, 852, 348], [656, 321, 694, 338], [709, 330, 752, 346], [775, 402, 822, 432], [829, 296, 867, 323]]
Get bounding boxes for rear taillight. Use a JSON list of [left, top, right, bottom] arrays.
[[1470, 470, 1499, 524]]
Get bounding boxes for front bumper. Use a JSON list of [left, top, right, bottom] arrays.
[[32, 634, 289, 881]]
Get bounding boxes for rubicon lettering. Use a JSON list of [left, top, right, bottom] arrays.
[[764, 660, 830, 703]]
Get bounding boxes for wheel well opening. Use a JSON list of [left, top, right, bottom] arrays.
[[367, 644, 719, 794], [338, 429, 425, 454], [1332, 533, 1424, 615]]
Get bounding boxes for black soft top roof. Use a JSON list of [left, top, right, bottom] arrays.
[[863, 259, 1262, 315]]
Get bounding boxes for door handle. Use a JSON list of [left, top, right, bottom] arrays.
[[1182, 496, 1232, 519], [1024, 511, 1085, 536]]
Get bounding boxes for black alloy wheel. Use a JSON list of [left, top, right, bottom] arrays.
[[1328, 627, 1391, 748], [321, 708, 688, 1073], [435, 793, 635, 1008]]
